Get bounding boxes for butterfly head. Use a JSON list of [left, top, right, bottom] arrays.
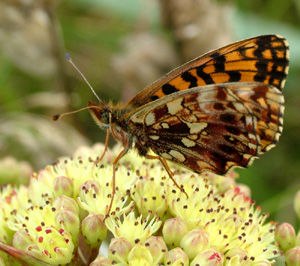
[[88, 101, 111, 130]]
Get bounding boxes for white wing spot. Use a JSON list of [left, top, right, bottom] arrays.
[[229, 136, 235, 142], [166, 98, 183, 115], [161, 122, 170, 129], [145, 112, 156, 126], [186, 122, 208, 134], [248, 133, 256, 140], [161, 152, 172, 160], [248, 142, 257, 150], [149, 135, 159, 140], [169, 150, 185, 162], [181, 137, 196, 147]]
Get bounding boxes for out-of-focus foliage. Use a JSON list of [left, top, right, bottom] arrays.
[[0, 0, 299, 226]]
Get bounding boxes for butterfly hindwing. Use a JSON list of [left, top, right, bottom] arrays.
[[129, 82, 284, 174]]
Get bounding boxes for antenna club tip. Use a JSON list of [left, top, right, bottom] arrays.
[[65, 53, 71, 61], [52, 114, 60, 121]]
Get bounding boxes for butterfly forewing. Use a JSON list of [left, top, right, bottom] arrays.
[[128, 82, 284, 175], [127, 35, 289, 109]]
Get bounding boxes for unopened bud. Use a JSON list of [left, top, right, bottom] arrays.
[[294, 190, 300, 220], [180, 228, 210, 259], [52, 195, 79, 214], [108, 238, 133, 264], [164, 247, 189, 266], [90, 255, 113, 266], [275, 223, 296, 252], [251, 261, 272, 266], [286, 246, 300, 266], [12, 229, 35, 250], [53, 176, 73, 197], [162, 217, 188, 248], [82, 214, 107, 245], [55, 210, 80, 240], [145, 236, 167, 264], [190, 249, 224, 266], [127, 244, 153, 264]]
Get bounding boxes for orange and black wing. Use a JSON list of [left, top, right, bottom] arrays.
[[129, 82, 284, 175], [127, 35, 289, 109]]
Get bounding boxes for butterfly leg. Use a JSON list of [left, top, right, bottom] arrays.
[[145, 154, 188, 198], [93, 129, 110, 165], [104, 145, 129, 220]]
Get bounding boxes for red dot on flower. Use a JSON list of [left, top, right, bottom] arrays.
[[43, 250, 49, 256], [38, 236, 43, 243], [64, 238, 69, 244], [36, 226, 42, 232], [234, 187, 241, 194], [45, 229, 52, 234], [59, 229, 64, 235], [54, 247, 59, 252], [208, 252, 221, 261], [5, 197, 12, 204], [244, 196, 251, 202]]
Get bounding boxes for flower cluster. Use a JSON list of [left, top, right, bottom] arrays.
[[0, 143, 281, 265]]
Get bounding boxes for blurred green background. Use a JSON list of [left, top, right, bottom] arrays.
[[0, 0, 299, 224]]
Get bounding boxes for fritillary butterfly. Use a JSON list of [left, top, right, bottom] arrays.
[[54, 35, 289, 217]]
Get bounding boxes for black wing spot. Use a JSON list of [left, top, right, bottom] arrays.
[[162, 84, 179, 95], [220, 113, 236, 123], [228, 71, 242, 82], [219, 144, 236, 155], [214, 54, 226, 72], [181, 71, 198, 88], [225, 125, 241, 135], [214, 103, 225, 111], [196, 66, 214, 84], [150, 95, 159, 102]]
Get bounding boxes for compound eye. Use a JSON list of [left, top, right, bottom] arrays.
[[101, 111, 110, 125]]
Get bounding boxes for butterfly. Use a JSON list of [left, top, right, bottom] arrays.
[[54, 35, 289, 217]]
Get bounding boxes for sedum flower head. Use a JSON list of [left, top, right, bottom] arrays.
[[0, 143, 281, 265]]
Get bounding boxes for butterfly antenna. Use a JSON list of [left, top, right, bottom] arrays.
[[65, 53, 102, 103], [53, 105, 101, 121]]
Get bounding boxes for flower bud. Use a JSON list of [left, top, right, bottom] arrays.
[[12, 229, 35, 250], [296, 231, 300, 246], [164, 247, 189, 266], [53, 176, 73, 197], [225, 247, 248, 263], [190, 249, 224, 266], [108, 238, 132, 264], [236, 184, 251, 198], [286, 246, 300, 266], [127, 244, 153, 265], [251, 261, 272, 266], [52, 195, 79, 214], [82, 214, 107, 245], [49, 246, 74, 265], [55, 210, 80, 240], [294, 191, 300, 220], [90, 255, 113, 266], [162, 217, 188, 248], [275, 223, 296, 252], [145, 236, 168, 264], [180, 228, 210, 259]]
